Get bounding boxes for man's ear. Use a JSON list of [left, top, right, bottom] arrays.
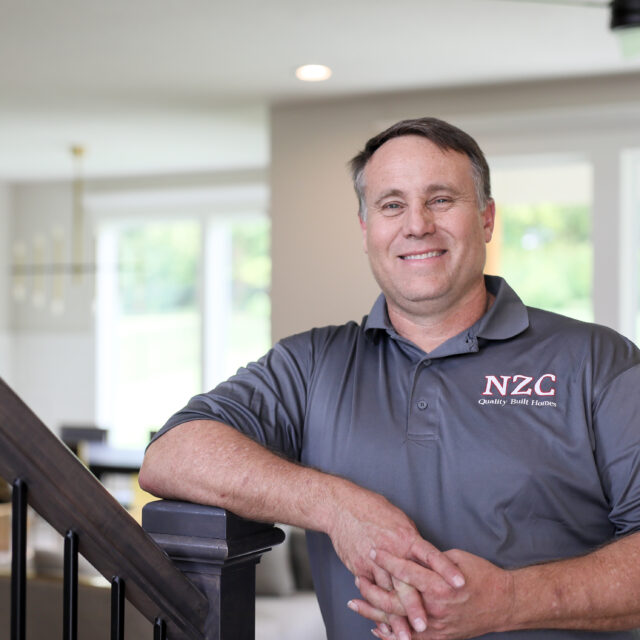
[[482, 199, 496, 243], [359, 214, 368, 254]]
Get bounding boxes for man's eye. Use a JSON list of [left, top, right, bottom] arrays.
[[381, 203, 403, 215], [429, 197, 454, 210]]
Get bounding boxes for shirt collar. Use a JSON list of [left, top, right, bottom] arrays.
[[364, 275, 529, 350], [475, 275, 530, 341]]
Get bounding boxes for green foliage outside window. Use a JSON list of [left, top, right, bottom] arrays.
[[229, 219, 271, 368], [232, 220, 271, 318], [499, 202, 592, 321], [118, 222, 199, 314]]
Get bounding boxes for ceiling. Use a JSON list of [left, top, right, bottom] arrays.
[[1, 0, 638, 180]]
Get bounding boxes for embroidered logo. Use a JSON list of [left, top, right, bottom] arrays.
[[478, 374, 557, 407]]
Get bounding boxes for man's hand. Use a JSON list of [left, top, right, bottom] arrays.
[[352, 548, 514, 640], [354, 532, 640, 639], [328, 489, 464, 589], [329, 488, 465, 637]]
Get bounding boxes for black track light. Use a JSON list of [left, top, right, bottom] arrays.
[[610, 0, 640, 30]]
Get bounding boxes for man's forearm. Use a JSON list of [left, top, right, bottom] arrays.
[[139, 420, 466, 592], [506, 531, 640, 632], [139, 419, 341, 532]]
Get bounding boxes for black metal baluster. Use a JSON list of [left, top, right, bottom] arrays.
[[111, 576, 125, 640], [63, 530, 78, 640], [153, 617, 166, 640], [11, 478, 27, 640]]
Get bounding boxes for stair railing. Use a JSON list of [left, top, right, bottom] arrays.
[[0, 377, 283, 639]]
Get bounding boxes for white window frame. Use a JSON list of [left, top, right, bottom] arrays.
[[89, 181, 269, 444], [620, 150, 640, 342]]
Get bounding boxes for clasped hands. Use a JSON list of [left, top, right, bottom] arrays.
[[328, 489, 514, 639], [349, 545, 516, 640]]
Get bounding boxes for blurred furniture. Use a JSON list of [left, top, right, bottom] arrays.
[[81, 441, 145, 478], [254, 525, 325, 640], [60, 424, 107, 456]]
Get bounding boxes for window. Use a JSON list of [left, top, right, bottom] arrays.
[[96, 211, 270, 448], [622, 150, 640, 343], [202, 216, 271, 389], [489, 157, 593, 321]]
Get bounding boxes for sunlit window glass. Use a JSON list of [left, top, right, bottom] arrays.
[[229, 218, 271, 374], [112, 220, 201, 446], [629, 152, 640, 342], [97, 214, 271, 448], [489, 159, 593, 322], [637, 249, 640, 341]]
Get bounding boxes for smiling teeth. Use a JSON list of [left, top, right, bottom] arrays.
[[403, 251, 444, 260]]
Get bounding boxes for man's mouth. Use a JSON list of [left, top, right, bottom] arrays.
[[400, 250, 446, 260]]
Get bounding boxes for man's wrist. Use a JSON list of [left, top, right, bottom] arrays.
[[319, 473, 361, 535], [293, 467, 356, 535], [495, 569, 519, 633], [505, 562, 572, 632]]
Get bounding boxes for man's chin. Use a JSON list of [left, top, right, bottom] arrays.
[[398, 285, 450, 305], [386, 289, 451, 315]]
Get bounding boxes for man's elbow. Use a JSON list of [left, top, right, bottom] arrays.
[[138, 443, 170, 497], [137, 461, 155, 495]]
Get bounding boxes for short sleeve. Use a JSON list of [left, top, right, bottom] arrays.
[[593, 362, 640, 536], [151, 332, 315, 461]]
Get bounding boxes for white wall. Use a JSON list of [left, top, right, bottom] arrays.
[[270, 72, 640, 342], [11, 332, 95, 431], [8, 181, 96, 433]]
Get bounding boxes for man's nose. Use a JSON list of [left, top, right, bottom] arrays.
[[404, 203, 436, 237]]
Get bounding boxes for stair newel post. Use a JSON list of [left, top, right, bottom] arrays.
[[142, 500, 284, 640]]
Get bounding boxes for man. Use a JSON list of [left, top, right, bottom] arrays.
[[139, 117, 640, 639]]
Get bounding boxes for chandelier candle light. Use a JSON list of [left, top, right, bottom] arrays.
[[10, 144, 92, 316]]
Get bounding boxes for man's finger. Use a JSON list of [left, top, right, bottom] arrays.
[[411, 539, 466, 588], [392, 576, 428, 633], [355, 575, 406, 616], [388, 612, 414, 640], [347, 597, 389, 623], [370, 626, 391, 640], [372, 564, 394, 592], [372, 548, 459, 596]]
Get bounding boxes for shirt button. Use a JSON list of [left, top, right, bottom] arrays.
[[423, 359, 432, 367], [417, 400, 428, 410]]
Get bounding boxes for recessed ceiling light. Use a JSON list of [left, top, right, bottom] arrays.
[[295, 64, 332, 82]]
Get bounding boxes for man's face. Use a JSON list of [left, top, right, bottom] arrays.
[[359, 135, 495, 320]]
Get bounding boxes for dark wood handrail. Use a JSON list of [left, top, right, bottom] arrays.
[[0, 377, 208, 639]]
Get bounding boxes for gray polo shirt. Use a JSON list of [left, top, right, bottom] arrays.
[[159, 276, 640, 639]]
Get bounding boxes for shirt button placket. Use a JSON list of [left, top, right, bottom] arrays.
[[417, 359, 431, 410], [408, 357, 439, 441]]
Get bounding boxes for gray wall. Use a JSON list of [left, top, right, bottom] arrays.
[[0, 183, 11, 381]]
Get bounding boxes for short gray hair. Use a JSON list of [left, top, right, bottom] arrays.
[[349, 117, 491, 220]]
